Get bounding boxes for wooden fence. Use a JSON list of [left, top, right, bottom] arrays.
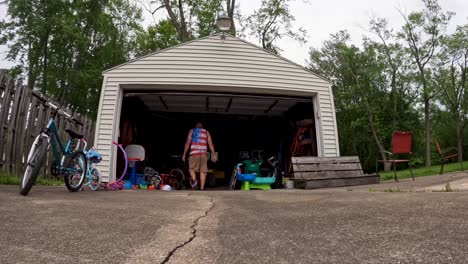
[[0, 71, 96, 177]]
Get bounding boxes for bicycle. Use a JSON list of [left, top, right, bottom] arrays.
[[20, 102, 87, 195], [80, 139, 102, 191], [168, 155, 188, 190], [144, 167, 161, 188]]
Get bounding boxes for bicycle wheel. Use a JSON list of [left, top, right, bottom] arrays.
[[229, 168, 237, 190], [88, 167, 101, 191], [64, 151, 87, 192], [20, 134, 49, 195], [170, 168, 185, 190]]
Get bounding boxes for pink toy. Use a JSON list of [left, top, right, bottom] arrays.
[[105, 141, 128, 191]]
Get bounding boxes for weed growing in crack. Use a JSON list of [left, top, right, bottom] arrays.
[[383, 187, 400, 192], [443, 182, 454, 192]]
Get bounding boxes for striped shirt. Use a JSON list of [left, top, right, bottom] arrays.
[[190, 128, 208, 156]]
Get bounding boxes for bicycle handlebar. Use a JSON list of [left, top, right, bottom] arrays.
[[47, 102, 83, 126], [80, 139, 88, 150]]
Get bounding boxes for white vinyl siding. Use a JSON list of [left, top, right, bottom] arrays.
[[95, 34, 339, 182]]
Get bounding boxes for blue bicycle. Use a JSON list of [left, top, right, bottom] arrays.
[[20, 102, 87, 195]]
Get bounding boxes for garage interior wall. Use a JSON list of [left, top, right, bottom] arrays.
[[94, 33, 339, 182]]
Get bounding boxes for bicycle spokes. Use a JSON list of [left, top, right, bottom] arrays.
[[68, 157, 85, 188]]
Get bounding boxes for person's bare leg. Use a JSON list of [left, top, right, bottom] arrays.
[[190, 170, 197, 182], [200, 172, 206, 190]]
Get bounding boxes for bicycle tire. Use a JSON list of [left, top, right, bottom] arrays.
[[64, 151, 87, 192], [229, 168, 237, 190], [20, 134, 49, 195], [88, 167, 101, 191], [170, 169, 185, 190]]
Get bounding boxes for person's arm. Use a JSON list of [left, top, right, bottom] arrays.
[[207, 131, 217, 162], [182, 129, 193, 162]]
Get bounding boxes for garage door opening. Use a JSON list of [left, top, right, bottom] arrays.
[[117, 91, 318, 189]]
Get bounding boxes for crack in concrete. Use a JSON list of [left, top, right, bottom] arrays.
[[160, 196, 215, 264]]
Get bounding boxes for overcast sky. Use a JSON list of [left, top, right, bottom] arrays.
[[1, 0, 467, 69]]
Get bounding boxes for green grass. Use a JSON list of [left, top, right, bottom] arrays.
[[0, 172, 64, 186], [379, 161, 467, 181]]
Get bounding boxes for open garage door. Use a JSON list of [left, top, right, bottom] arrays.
[[117, 91, 319, 188], [125, 92, 312, 116]]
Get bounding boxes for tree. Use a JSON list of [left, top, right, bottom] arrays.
[[369, 17, 414, 131], [435, 23, 468, 162], [245, 0, 306, 54], [309, 31, 421, 171], [0, 0, 143, 117], [397, 0, 453, 166], [135, 20, 180, 56], [147, 0, 225, 42], [0, 0, 61, 91]]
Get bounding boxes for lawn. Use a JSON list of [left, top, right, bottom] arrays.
[[0, 172, 64, 186], [379, 161, 467, 181]]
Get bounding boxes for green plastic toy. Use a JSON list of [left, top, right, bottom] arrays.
[[243, 160, 262, 175]]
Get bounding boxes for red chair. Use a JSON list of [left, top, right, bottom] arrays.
[[434, 139, 464, 175], [378, 131, 414, 182]]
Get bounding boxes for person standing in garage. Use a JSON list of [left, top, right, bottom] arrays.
[[182, 122, 217, 190]]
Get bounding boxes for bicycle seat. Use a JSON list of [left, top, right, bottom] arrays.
[[65, 129, 84, 139]]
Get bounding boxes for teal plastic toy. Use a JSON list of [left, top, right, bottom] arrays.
[[241, 176, 276, 190], [236, 163, 276, 190]]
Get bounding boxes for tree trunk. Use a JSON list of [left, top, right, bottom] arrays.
[[391, 70, 397, 131], [163, 0, 189, 42], [456, 123, 464, 162], [42, 31, 50, 94], [368, 110, 391, 171], [177, 0, 189, 41], [227, 0, 236, 35], [424, 95, 431, 166]]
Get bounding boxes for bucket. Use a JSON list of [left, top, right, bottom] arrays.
[[285, 180, 295, 189], [124, 180, 132, 189]]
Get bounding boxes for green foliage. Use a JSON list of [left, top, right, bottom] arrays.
[[0, 0, 143, 117], [310, 0, 467, 171], [135, 20, 180, 56], [188, 0, 224, 37], [397, 0, 454, 166], [149, 0, 225, 43], [308, 31, 421, 171]]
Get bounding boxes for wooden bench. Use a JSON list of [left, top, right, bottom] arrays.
[[292, 156, 379, 189]]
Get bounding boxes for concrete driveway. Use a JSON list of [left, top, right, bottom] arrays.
[[2, 175, 468, 264]]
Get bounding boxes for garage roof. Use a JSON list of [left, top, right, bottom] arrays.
[[104, 33, 329, 83]]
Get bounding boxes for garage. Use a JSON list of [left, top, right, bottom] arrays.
[[94, 33, 340, 185]]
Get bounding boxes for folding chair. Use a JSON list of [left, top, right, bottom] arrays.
[[378, 131, 414, 182], [434, 139, 464, 175]]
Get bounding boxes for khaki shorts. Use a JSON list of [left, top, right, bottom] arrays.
[[189, 155, 208, 173]]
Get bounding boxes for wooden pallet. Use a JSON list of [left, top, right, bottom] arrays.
[[292, 156, 379, 189]]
